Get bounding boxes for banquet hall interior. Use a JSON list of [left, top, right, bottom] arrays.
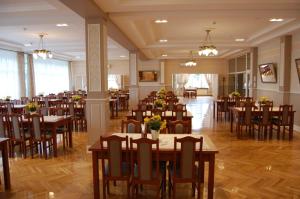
[[0, 0, 300, 198]]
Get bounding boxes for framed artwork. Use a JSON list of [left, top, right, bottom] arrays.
[[296, 59, 300, 83], [258, 63, 277, 83], [138, 71, 158, 82]]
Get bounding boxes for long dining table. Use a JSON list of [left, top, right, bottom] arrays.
[[23, 115, 73, 157], [230, 106, 296, 140], [89, 133, 218, 199]]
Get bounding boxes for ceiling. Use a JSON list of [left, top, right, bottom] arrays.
[[94, 0, 300, 59], [0, 0, 129, 60], [1, 0, 300, 61]]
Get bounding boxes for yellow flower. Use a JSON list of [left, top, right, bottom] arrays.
[[160, 120, 167, 130], [144, 117, 150, 123], [153, 114, 161, 121]]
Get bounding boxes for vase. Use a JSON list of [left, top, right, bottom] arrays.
[[150, 129, 160, 140]]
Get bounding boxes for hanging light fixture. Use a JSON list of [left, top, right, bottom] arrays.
[[198, 29, 218, 56], [184, 51, 197, 67], [33, 33, 53, 59]]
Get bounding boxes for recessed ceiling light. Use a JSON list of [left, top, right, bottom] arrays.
[[24, 43, 32, 47], [235, 38, 245, 42], [269, 18, 284, 22], [159, 39, 168, 43], [120, 55, 127, 58], [155, 19, 168, 24], [161, 54, 168, 57], [56, 23, 69, 27]]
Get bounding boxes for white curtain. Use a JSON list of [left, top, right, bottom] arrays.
[[0, 49, 19, 99], [108, 74, 121, 89], [34, 59, 69, 95]]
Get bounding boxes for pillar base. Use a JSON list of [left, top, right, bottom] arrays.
[[86, 98, 109, 145]]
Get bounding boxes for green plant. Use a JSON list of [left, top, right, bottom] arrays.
[[72, 95, 81, 101], [25, 102, 39, 112], [230, 91, 240, 97]]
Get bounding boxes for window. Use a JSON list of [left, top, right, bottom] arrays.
[[0, 49, 19, 99], [108, 74, 121, 90], [184, 74, 209, 88], [34, 59, 69, 95]]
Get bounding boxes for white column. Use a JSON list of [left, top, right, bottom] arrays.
[[85, 20, 109, 145], [129, 52, 139, 109]]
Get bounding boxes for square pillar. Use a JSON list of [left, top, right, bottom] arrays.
[[129, 52, 139, 109]]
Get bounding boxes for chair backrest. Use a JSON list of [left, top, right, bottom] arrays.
[[6, 103, 14, 114], [259, 105, 273, 125], [222, 97, 229, 111], [100, 135, 129, 178], [39, 107, 49, 116], [68, 102, 75, 116], [9, 114, 23, 140], [21, 97, 29, 105], [169, 120, 190, 134], [151, 108, 164, 117], [173, 110, 187, 120], [173, 136, 203, 180], [130, 137, 159, 181], [52, 107, 67, 116], [29, 114, 45, 140], [279, 105, 293, 125], [0, 114, 7, 137], [241, 104, 254, 125], [137, 103, 147, 111], [43, 97, 49, 108], [132, 110, 144, 122], [121, 119, 141, 133], [174, 103, 186, 111]]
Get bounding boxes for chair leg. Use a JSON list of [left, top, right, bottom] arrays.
[[192, 183, 195, 196], [277, 125, 280, 140], [102, 180, 106, 199], [127, 181, 130, 199], [173, 183, 176, 199]]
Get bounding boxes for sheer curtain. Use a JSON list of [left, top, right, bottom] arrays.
[[0, 49, 19, 99], [34, 59, 69, 95], [108, 74, 121, 89]]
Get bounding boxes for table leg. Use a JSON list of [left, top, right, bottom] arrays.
[[289, 112, 294, 140], [208, 154, 215, 199], [115, 101, 118, 117], [230, 110, 233, 132], [1, 141, 11, 190], [92, 151, 100, 199], [68, 119, 73, 148], [52, 125, 58, 157]]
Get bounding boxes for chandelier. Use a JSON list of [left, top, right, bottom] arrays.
[[33, 34, 53, 59], [198, 30, 218, 56], [184, 51, 197, 67]]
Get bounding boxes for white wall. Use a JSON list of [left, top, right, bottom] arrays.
[[290, 29, 300, 94], [108, 59, 129, 75]]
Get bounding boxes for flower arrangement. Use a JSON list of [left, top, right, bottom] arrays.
[[259, 96, 269, 104], [154, 99, 166, 108], [230, 91, 240, 97], [25, 102, 39, 112], [156, 87, 166, 99], [144, 115, 167, 131], [72, 95, 82, 101]]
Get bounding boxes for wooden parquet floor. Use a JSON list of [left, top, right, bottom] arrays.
[[1, 96, 300, 199]]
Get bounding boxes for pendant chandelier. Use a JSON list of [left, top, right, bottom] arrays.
[[33, 34, 53, 60], [198, 30, 218, 56], [184, 51, 197, 67]]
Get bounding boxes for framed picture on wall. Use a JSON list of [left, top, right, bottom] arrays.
[[296, 59, 300, 83], [258, 63, 277, 83]]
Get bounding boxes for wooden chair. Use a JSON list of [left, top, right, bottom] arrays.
[[0, 113, 8, 138], [190, 90, 197, 98], [168, 136, 203, 199], [100, 135, 130, 199], [272, 105, 293, 140], [172, 110, 188, 121], [5, 103, 14, 114], [121, 119, 142, 133], [168, 120, 190, 134], [217, 97, 230, 121], [174, 104, 186, 111], [130, 137, 162, 198], [253, 105, 273, 140], [8, 113, 33, 158], [131, 110, 145, 123], [21, 97, 29, 105], [151, 108, 164, 117], [51, 107, 68, 148], [237, 104, 255, 138], [28, 114, 54, 159]]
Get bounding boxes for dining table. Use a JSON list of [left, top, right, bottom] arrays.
[[89, 133, 218, 199], [230, 106, 296, 140], [23, 115, 73, 157]]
